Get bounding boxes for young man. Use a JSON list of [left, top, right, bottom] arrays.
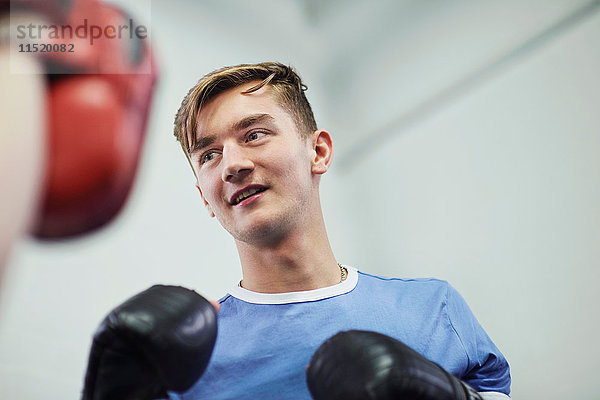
[[172, 62, 511, 399]]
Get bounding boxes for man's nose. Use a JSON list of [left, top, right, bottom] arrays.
[[221, 143, 254, 182]]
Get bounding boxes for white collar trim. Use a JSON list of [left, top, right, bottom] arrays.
[[227, 266, 358, 305]]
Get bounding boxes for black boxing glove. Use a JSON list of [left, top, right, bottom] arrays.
[[307, 330, 482, 400], [82, 285, 218, 400]]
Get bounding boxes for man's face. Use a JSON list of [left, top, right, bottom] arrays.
[[190, 82, 317, 244]]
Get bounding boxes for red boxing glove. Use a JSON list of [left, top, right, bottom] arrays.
[[3, 0, 158, 239]]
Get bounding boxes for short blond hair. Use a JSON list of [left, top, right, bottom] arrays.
[[174, 62, 317, 165]]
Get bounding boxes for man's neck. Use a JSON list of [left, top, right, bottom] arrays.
[[235, 218, 339, 294]]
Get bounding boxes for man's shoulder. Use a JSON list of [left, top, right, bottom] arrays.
[[218, 293, 232, 304], [354, 269, 456, 305], [357, 269, 450, 290]]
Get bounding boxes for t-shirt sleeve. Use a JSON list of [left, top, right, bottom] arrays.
[[445, 282, 511, 395]]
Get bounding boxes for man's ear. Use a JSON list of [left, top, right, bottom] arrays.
[[310, 129, 333, 175], [196, 184, 215, 218]]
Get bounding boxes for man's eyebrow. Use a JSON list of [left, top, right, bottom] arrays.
[[191, 135, 215, 154], [191, 114, 274, 154], [231, 113, 274, 131]]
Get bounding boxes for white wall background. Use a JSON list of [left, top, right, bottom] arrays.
[[1, 0, 599, 398]]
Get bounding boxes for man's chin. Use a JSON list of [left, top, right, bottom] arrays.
[[229, 217, 293, 247]]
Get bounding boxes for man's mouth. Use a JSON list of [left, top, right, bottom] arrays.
[[231, 186, 267, 205]]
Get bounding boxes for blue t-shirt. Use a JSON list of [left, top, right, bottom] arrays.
[[171, 267, 511, 399]]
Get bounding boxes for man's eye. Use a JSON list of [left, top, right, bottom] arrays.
[[201, 151, 217, 164], [246, 131, 266, 142]]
